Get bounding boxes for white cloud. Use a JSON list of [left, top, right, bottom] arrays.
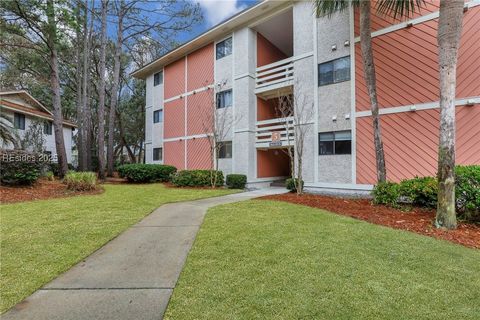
[[197, 0, 247, 26]]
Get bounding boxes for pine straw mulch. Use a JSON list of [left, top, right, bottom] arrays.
[[259, 193, 480, 249], [0, 179, 104, 204]]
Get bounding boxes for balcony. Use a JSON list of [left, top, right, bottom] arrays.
[[255, 116, 294, 149], [255, 57, 294, 99]]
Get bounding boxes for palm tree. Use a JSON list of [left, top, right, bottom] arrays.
[[0, 114, 18, 148], [376, 0, 464, 229], [434, 1, 464, 229]]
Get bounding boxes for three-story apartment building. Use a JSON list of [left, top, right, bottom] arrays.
[[132, 0, 479, 192]]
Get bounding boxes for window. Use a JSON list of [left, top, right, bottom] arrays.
[[153, 147, 163, 161], [44, 121, 53, 135], [216, 37, 232, 60], [14, 113, 25, 130], [153, 109, 163, 123], [218, 141, 232, 159], [318, 56, 350, 86], [319, 131, 352, 155], [216, 89, 232, 109], [154, 71, 163, 86]]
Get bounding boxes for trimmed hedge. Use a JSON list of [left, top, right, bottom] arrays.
[[455, 165, 480, 221], [226, 174, 247, 189], [171, 170, 224, 187], [286, 178, 304, 193], [64, 172, 97, 191], [117, 164, 177, 183], [0, 150, 44, 185]]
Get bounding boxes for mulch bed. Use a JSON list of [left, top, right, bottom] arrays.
[[259, 193, 480, 249], [0, 179, 104, 204]]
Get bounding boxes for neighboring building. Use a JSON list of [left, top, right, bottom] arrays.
[[132, 0, 480, 192], [0, 90, 77, 164]]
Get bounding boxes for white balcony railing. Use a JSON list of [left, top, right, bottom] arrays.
[[255, 116, 294, 148], [255, 57, 294, 97]]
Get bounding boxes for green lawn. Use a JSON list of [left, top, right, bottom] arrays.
[[165, 200, 480, 320], [0, 183, 236, 313]]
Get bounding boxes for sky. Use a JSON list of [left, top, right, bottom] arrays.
[[178, 0, 259, 42]]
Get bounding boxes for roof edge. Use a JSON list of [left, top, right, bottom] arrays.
[[131, 0, 288, 80]]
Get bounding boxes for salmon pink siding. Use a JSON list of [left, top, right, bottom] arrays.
[[355, 6, 480, 111], [164, 99, 184, 139], [356, 105, 480, 184], [162, 43, 214, 171], [187, 44, 214, 91], [187, 138, 212, 169], [353, 1, 440, 36], [164, 58, 185, 99], [187, 91, 212, 136], [164, 140, 185, 170], [256, 33, 287, 68]]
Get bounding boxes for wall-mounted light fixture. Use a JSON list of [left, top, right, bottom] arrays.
[[345, 114, 350, 120], [344, 40, 350, 47], [331, 44, 337, 51], [410, 105, 417, 111], [466, 99, 475, 106], [332, 115, 337, 121], [407, 22, 414, 28]]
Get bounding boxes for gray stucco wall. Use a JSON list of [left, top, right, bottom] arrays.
[[145, 71, 164, 164], [293, 1, 315, 184], [233, 27, 256, 180], [316, 9, 353, 183]]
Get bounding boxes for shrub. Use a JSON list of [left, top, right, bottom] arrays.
[[455, 165, 480, 221], [64, 172, 97, 191], [171, 170, 224, 187], [0, 150, 44, 185], [117, 164, 177, 183], [226, 174, 247, 189], [372, 182, 400, 207], [286, 178, 304, 193], [398, 176, 438, 208], [44, 171, 55, 181]]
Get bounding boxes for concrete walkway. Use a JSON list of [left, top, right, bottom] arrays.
[[3, 188, 286, 320]]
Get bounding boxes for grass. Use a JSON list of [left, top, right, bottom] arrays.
[[0, 183, 237, 313], [165, 200, 480, 320]]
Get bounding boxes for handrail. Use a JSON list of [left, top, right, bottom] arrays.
[[256, 56, 294, 72]]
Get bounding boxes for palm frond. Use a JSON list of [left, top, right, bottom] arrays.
[[313, 0, 360, 18], [376, 0, 426, 20]]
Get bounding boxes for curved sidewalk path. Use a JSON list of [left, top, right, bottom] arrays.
[[3, 188, 286, 320]]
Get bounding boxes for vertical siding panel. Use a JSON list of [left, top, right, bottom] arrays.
[[187, 43, 214, 91], [164, 99, 185, 139], [164, 140, 185, 170], [187, 138, 212, 169], [164, 58, 185, 99], [187, 91, 212, 136]]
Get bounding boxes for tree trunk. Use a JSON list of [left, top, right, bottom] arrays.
[[75, 2, 85, 171], [115, 109, 136, 163], [360, 1, 387, 183], [107, 2, 124, 176], [46, 0, 68, 178], [97, 0, 108, 180], [435, 0, 464, 230], [78, 0, 90, 171]]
